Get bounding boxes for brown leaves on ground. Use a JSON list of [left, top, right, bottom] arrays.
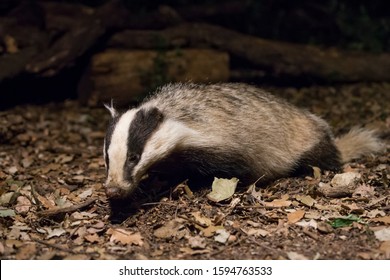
[[0, 83, 389, 259]]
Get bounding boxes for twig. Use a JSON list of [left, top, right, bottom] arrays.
[[36, 197, 97, 217], [31, 238, 75, 254], [302, 227, 319, 241], [178, 214, 208, 228], [31, 237, 100, 258]]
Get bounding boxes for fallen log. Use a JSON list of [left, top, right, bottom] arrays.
[[25, 0, 128, 76], [109, 23, 390, 82], [0, 16, 48, 81], [80, 48, 229, 106], [0, 1, 128, 79]]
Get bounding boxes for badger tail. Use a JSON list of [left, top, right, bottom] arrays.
[[334, 127, 384, 163]]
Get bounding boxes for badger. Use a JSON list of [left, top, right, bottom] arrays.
[[103, 83, 382, 201]]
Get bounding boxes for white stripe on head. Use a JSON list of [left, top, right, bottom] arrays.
[[106, 109, 137, 188]]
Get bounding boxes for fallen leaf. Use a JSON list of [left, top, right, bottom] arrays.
[[73, 226, 87, 238], [214, 229, 230, 244], [107, 228, 143, 246], [318, 172, 361, 198], [312, 166, 322, 179], [264, 199, 291, 208], [78, 188, 93, 199], [55, 195, 71, 208], [35, 193, 55, 209], [356, 252, 371, 260], [372, 216, 390, 225], [287, 210, 305, 224], [188, 236, 206, 249], [180, 183, 194, 199], [353, 183, 375, 197], [379, 241, 390, 258], [153, 219, 184, 239], [329, 215, 361, 228], [72, 175, 86, 183], [11, 222, 31, 231], [202, 225, 224, 237], [296, 219, 318, 229], [246, 220, 261, 227], [0, 209, 16, 217], [331, 172, 361, 187], [191, 212, 212, 227], [304, 210, 321, 219], [295, 195, 315, 207], [366, 209, 386, 218], [71, 211, 98, 220], [7, 166, 18, 175], [41, 163, 61, 174], [150, 250, 164, 257], [374, 227, 390, 241], [15, 196, 31, 214], [317, 222, 334, 233], [0, 192, 14, 206], [92, 221, 105, 230], [179, 247, 210, 256], [5, 239, 23, 248], [242, 228, 269, 237], [15, 243, 36, 260], [84, 233, 100, 243], [174, 182, 194, 198], [55, 154, 74, 164], [247, 182, 262, 201], [64, 254, 91, 260], [21, 158, 34, 168], [341, 203, 364, 214], [287, 251, 308, 260], [207, 177, 238, 202], [46, 228, 66, 239], [228, 197, 241, 209]]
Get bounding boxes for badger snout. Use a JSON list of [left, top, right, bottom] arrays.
[[105, 186, 128, 199], [104, 178, 135, 199]]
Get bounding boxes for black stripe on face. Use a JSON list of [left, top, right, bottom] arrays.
[[125, 107, 164, 171]]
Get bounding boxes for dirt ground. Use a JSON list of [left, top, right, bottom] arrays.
[[0, 83, 389, 260]]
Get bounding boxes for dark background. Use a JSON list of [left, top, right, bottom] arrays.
[[0, 0, 389, 108]]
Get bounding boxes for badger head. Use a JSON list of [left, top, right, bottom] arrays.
[[103, 103, 197, 200]]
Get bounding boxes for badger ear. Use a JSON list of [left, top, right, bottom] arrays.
[[104, 100, 118, 118]]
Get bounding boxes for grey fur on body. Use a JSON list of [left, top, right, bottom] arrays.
[[103, 83, 382, 200]]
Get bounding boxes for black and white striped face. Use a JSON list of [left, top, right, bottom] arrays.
[[103, 104, 197, 199]]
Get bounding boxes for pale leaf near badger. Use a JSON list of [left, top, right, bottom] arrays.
[[206, 177, 239, 203]]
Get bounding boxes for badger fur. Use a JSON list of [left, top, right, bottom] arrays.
[[103, 83, 382, 200]]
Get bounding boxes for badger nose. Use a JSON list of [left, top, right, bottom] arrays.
[[105, 177, 131, 199], [106, 186, 129, 199], [105, 186, 126, 199]]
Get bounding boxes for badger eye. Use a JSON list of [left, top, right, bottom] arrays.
[[127, 153, 139, 163]]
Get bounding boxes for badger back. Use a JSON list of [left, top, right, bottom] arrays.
[[146, 83, 336, 175]]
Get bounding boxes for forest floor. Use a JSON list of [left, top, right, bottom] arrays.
[[0, 82, 389, 260]]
